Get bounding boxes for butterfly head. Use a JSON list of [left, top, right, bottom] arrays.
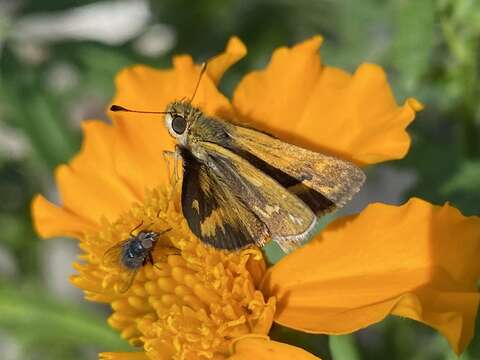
[[164, 101, 203, 146]]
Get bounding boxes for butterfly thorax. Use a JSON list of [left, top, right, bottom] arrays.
[[165, 101, 233, 150]]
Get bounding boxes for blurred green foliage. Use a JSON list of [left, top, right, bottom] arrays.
[[0, 0, 479, 359], [0, 284, 130, 358]]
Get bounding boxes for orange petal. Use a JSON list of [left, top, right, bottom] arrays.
[[111, 50, 235, 119], [228, 337, 321, 360], [110, 50, 236, 193], [31, 194, 96, 239], [99, 352, 148, 360], [232, 36, 422, 165], [110, 111, 173, 195], [207, 36, 247, 85], [31, 120, 139, 238], [262, 198, 480, 354], [54, 121, 138, 224]]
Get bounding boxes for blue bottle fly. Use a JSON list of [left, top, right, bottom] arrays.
[[103, 223, 172, 292]]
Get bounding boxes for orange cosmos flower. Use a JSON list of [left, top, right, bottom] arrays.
[[31, 37, 480, 359]]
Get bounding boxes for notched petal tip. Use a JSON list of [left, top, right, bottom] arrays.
[[172, 54, 195, 70], [225, 36, 247, 56], [295, 35, 324, 51], [207, 36, 247, 86], [31, 194, 94, 239], [406, 97, 424, 111]]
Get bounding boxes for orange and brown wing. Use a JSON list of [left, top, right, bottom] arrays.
[[180, 147, 270, 250], [228, 124, 366, 212], [181, 142, 317, 252]]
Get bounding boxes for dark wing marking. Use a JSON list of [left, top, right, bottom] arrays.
[[228, 125, 366, 208], [194, 142, 317, 252], [180, 147, 269, 250], [226, 147, 336, 216], [288, 183, 336, 216]]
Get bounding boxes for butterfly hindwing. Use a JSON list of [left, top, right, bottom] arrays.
[[182, 142, 317, 251]]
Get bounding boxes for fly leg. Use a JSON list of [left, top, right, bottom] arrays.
[[129, 220, 144, 237]]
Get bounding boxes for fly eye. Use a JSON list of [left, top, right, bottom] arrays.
[[172, 115, 187, 135], [141, 238, 153, 248]]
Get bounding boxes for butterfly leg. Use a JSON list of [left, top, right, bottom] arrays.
[[162, 149, 181, 187], [172, 145, 181, 187], [162, 150, 173, 184], [162, 146, 182, 207]]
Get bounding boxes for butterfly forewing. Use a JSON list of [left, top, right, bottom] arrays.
[[218, 139, 337, 216], [146, 100, 366, 252], [229, 125, 366, 208]]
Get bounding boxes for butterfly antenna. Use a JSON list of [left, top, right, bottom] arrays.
[[189, 61, 208, 103], [110, 104, 169, 115]]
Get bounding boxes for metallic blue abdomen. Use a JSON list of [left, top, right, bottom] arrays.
[[121, 239, 147, 269]]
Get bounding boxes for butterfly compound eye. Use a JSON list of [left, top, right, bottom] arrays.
[[172, 116, 187, 135]]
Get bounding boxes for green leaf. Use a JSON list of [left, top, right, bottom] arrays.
[[329, 335, 361, 360], [392, 0, 436, 91], [442, 161, 480, 194], [321, 0, 392, 71], [2, 82, 80, 169]]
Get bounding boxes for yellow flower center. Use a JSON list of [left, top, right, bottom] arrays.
[[72, 188, 276, 359]]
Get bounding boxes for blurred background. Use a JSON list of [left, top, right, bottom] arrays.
[[0, 0, 479, 359]]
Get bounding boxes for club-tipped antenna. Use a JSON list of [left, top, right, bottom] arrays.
[[110, 104, 169, 115], [189, 62, 208, 103]]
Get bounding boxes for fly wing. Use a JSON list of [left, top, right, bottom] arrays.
[[116, 270, 138, 293], [228, 124, 366, 209], [103, 240, 138, 293], [194, 141, 317, 252], [103, 240, 128, 268]]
